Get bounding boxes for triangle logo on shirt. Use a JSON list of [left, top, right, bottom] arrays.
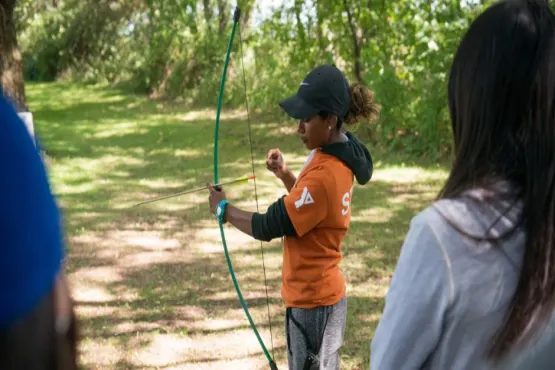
[[295, 186, 315, 209]]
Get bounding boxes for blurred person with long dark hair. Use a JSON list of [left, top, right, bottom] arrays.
[[371, 1, 555, 369], [0, 94, 78, 369]]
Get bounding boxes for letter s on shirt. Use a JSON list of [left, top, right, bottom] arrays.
[[342, 191, 351, 216]]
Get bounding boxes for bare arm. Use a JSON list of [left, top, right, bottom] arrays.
[[223, 204, 254, 237], [208, 183, 296, 241], [280, 169, 297, 193]]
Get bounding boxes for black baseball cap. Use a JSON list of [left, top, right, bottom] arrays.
[[279, 64, 350, 120]]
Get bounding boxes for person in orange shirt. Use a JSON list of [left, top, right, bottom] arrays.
[[208, 64, 379, 369]]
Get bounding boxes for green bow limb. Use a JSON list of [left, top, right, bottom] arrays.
[[213, 6, 278, 370]]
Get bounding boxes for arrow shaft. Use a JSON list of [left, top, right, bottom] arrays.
[[133, 175, 254, 207]]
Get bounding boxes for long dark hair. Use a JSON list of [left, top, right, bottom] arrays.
[[438, 0, 555, 360]]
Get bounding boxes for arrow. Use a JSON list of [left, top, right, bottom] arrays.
[[132, 175, 255, 207]]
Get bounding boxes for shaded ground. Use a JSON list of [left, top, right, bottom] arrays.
[[28, 81, 448, 369]]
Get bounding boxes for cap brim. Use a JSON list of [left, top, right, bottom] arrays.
[[279, 95, 320, 120]]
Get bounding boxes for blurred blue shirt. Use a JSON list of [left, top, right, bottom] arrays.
[[0, 95, 63, 328]]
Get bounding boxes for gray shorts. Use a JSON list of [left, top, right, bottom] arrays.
[[285, 295, 347, 370]]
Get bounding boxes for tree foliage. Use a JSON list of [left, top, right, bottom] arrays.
[[16, 0, 501, 157]]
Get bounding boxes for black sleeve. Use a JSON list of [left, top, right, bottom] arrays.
[[251, 196, 297, 242]]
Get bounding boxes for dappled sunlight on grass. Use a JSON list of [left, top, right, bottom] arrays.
[[130, 330, 277, 369], [93, 121, 148, 139], [351, 206, 396, 223], [72, 266, 124, 284], [77, 304, 119, 319], [70, 282, 117, 304], [175, 148, 205, 158], [180, 106, 248, 122], [79, 339, 124, 368], [372, 166, 447, 183], [29, 81, 449, 369], [135, 178, 191, 191], [121, 233, 182, 249], [52, 155, 146, 190], [266, 122, 299, 137]]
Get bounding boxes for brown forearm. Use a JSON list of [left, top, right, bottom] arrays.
[[281, 170, 297, 192], [224, 204, 254, 237]]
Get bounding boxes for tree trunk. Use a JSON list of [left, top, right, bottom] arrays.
[[294, 0, 306, 48], [343, 0, 363, 83], [217, 0, 227, 37], [315, 2, 326, 58], [0, 0, 27, 112], [239, 1, 253, 36], [203, 0, 212, 32]]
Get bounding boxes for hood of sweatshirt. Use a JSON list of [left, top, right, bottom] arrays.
[[320, 131, 373, 185]]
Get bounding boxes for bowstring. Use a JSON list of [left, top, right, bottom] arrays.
[[238, 21, 276, 361]]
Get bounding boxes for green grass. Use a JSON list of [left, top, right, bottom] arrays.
[[27, 81, 449, 369]]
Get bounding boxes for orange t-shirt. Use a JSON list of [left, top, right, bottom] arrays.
[[282, 149, 354, 308]]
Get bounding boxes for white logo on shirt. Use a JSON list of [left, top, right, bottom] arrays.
[[295, 186, 314, 209], [342, 186, 354, 216], [342, 192, 350, 215]]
